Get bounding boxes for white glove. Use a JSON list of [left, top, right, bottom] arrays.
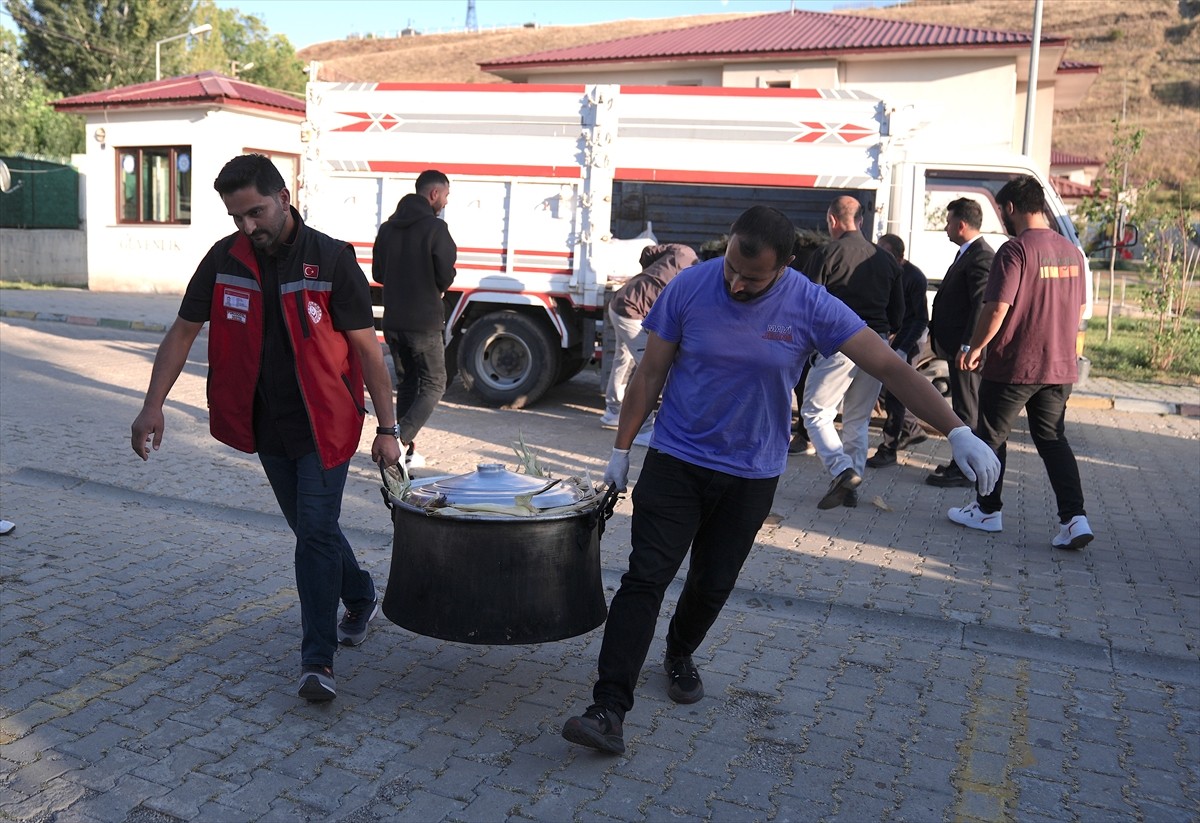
[[947, 426, 1000, 496], [604, 448, 631, 492]]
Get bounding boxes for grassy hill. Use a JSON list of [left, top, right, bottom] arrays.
[[297, 0, 1199, 199]]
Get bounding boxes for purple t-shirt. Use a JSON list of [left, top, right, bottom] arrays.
[[643, 257, 864, 478], [982, 229, 1085, 384]]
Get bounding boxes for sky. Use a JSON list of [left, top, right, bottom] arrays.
[[209, 0, 893, 50]]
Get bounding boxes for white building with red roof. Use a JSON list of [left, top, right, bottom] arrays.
[[53, 72, 305, 292], [480, 9, 1099, 176]]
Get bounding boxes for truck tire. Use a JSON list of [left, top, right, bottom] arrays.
[[457, 311, 558, 409], [554, 343, 588, 385]]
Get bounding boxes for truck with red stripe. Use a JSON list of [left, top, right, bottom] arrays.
[[300, 82, 1089, 408]]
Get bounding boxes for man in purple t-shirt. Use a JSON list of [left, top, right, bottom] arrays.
[[948, 175, 1093, 550], [559, 206, 1002, 757]]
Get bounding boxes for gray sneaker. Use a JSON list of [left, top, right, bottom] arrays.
[[337, 596, 380, 646], [297, 665, 336, 701]]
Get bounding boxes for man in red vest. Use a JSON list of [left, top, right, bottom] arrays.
[[131, 154, 401, 703]]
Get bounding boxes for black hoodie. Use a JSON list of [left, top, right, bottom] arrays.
[[373, 193, 457, 332]]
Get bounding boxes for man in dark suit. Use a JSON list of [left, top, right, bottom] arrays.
[[926, 198, 994, 488]]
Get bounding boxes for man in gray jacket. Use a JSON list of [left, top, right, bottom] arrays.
[[601, 244, 698, 444]]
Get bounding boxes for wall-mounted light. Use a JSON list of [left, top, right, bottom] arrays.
[[93, 127, 106, 144]]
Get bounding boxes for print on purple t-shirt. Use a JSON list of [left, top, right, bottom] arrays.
[[982, 229, 1085, 385], [642, 257, 864, 479]]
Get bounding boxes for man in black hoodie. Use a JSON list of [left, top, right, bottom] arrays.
[[373, 170, 457, 468]]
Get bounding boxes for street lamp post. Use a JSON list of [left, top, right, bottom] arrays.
[[155, 24, 213, 81]]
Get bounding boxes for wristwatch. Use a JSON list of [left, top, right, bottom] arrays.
[[376, 424, 399, 436], [959, 344, 972, 354]]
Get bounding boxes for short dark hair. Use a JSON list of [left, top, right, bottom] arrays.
[[415, 169, 449, 194], [729, 206, 796, 267], [996, 175, 1046, 216], [947, 197, 983, 230], [878, 233, 905, 259], [214, 154, 285, 197]]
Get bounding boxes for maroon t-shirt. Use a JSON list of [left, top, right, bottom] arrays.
[[982, 229, 1085, 384]]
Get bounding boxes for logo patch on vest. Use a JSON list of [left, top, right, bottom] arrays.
[[225, 310, 247, 324], [307, 301, 323, 325], [303, 263, 319, 279]]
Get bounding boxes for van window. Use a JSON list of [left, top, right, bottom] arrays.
[[924, 170, 1062, 236]]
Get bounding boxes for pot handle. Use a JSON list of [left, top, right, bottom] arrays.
[[594, 483, 621, 539], [378, 459, 393, 511]]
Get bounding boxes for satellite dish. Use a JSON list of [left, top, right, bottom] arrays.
[[0, 159, 22, 194]]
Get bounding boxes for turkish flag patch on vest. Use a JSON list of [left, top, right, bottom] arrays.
[[303, 263, 319, 279]]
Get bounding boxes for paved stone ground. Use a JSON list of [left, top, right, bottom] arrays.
[[1, 303, 1198, 822]]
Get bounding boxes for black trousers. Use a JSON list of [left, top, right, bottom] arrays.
[[948, 356, 982, 429], [975, 380, 1086, 522], [592, 449, 778, 718]]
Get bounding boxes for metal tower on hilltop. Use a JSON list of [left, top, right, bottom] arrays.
[[466, 0, 478, 32]]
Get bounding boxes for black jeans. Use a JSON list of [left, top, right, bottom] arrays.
[[975, 380, 1086, 522], [593, 449, 778, 718], [385, 330, 448, 445]]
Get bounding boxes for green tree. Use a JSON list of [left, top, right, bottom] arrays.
[[1075, 119, 1147, 342], [5, 0, 193, 96], [186, 0, 305, 93], [0, 30, 83, 158], [1139, 191, 1200, 372]]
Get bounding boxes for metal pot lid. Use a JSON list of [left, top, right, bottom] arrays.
[[407, 463, 586, 509]]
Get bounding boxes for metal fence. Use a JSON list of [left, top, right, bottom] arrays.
[[0, 156, 80, 229]]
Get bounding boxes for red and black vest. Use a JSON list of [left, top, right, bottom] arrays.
[[207, 227, 365, 470]]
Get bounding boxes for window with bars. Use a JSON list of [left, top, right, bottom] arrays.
[[117, 147, 192, 224]]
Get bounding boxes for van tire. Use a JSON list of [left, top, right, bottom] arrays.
[[457, 311, 558, 409]]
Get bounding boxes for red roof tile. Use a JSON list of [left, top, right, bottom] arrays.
[[1051, 175, 1098, 199], [481, 10, 1069, 69], [1051, 150, 1102, 166], [53, 71, 304, 116]]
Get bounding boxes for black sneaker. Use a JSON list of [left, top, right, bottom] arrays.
[[664, 653, 705, 704], [788, 434, 814, 455], [818, 468, 862, 509], [298, 664, 336, 702], [337, 595, 381, 646], [562, 705, 625, 754], [866, 446, 896, 468], [844, 489, 859, 508], [926, 464, 973, 488]]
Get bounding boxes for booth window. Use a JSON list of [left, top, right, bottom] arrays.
[[118, 147, 192, 224]]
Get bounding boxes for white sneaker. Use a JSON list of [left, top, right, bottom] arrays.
[[1052, 515, 1093, 550], [0, 520, 13, 535], [599, 412, 620, 429], [405, 451, 426, 469], [948, 502, 1003, 533]]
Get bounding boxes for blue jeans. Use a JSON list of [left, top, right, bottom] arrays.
[[385, 330, 448, 445], [258, 452, 375, 667], [974, 380, 1086, 522], [593, 449, 778, 718]]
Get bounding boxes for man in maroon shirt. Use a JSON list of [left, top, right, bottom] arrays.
[[948, 175, 1093, 550]]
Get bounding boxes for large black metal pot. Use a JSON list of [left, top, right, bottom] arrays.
[[380, 465, 617, 645]]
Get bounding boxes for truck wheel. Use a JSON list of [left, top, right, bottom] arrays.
[[554, 344, 588, 385], [457, 311, 558, 408]]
